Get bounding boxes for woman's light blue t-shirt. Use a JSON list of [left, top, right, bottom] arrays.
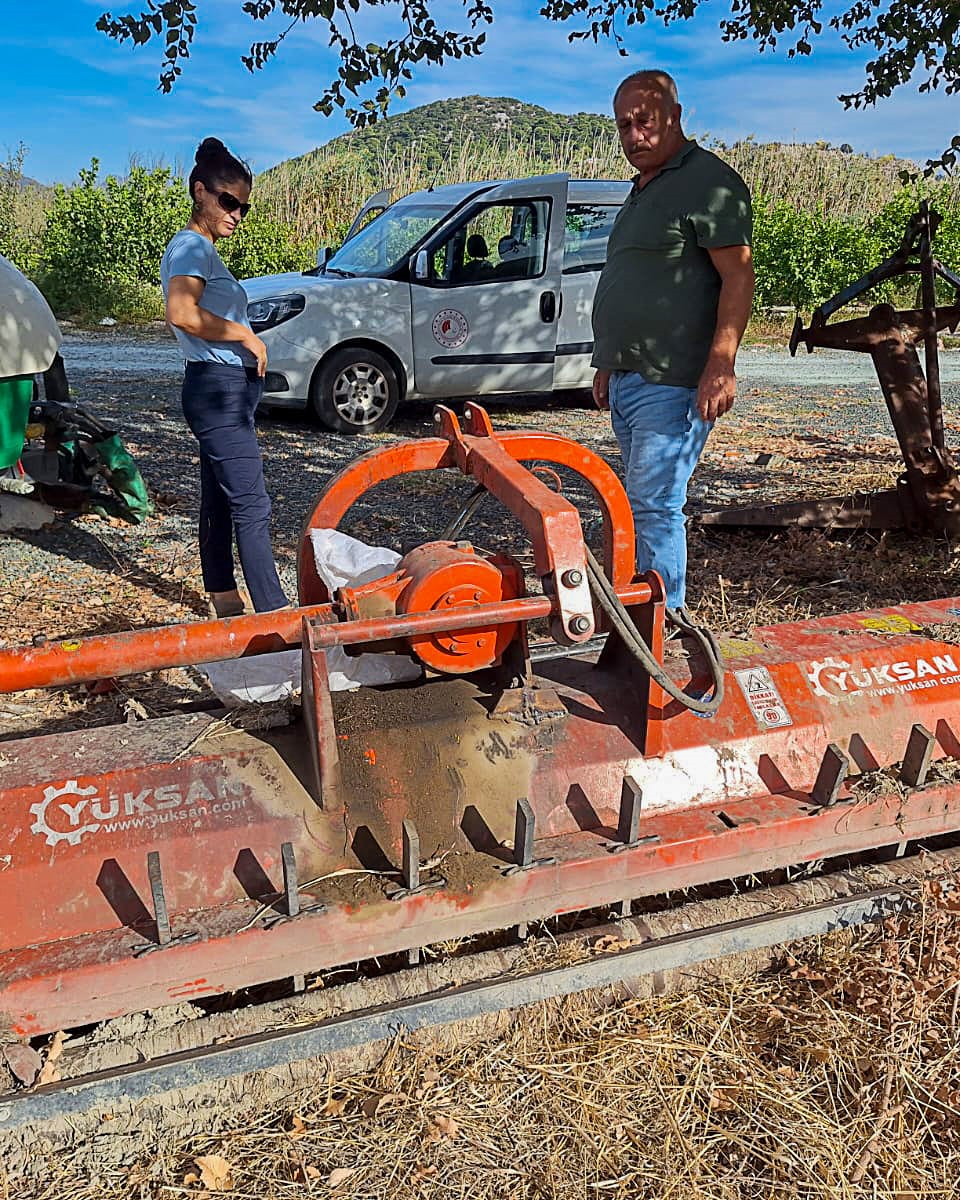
[[160, 230, 255, 368]]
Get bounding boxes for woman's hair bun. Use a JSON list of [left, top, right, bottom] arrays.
[[188, 137, 253, 200], [196, 137, 227, 163]]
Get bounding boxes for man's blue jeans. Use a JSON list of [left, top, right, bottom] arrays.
[[609, 371, 713, 610]]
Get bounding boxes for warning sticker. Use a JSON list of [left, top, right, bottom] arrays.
[[734, 666, 793, 729]]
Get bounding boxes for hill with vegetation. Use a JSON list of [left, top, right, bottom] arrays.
[[276, 96, 616, 178], [258, 95, 933, 241]]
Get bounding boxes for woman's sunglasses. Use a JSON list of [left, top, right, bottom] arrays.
[[216, 190, 251, 219]]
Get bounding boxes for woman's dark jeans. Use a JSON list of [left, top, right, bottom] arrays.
[[181, 361, 289, 612]]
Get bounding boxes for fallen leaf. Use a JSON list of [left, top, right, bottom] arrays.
[[291, 1156, 322, 1184], [361, 1092, 403, 1118], [194, 1154, 234, 1192], [37, 1030, 69, 1087], [412, 1164, 438, 1184], [430, 1114, 459, 1140], [321, 1095, 348, 1117], [289, 1114, 308, 1138], [327, 1166, 355, 1188]]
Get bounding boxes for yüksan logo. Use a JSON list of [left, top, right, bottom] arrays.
[[30, 780, 102, 847], [432, 309, 469, 349], [805, 653, 960, 702], [27, 777, 249, 848]]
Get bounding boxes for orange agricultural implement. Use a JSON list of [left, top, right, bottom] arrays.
[[702, 204, 960, 534], [4, 402, 960, 1044]]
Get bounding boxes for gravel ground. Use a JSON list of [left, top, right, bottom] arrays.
[[3, 326, 960, 736]]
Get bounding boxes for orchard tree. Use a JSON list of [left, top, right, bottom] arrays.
[[97, 0, 960, 171]]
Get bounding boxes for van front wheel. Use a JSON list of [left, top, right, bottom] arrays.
[[311, 347, 400, 434]]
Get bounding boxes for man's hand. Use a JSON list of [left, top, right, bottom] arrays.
[[697, 357, 736, 422], [593, 368, 611, 410]]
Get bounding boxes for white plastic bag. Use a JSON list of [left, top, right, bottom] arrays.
[[201, 649, 302, 707], [310, 528, 423, 693], [200, 529, 421, 706]]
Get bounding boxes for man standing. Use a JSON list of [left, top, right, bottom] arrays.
[[592, 70, 754, 612]]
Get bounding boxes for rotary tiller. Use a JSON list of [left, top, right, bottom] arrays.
[[3, 403, 960, 1038]]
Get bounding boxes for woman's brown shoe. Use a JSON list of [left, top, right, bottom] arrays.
[[207, 590, 248, 619]]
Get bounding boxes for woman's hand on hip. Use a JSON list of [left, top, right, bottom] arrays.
[[245, 332, 268, 377]]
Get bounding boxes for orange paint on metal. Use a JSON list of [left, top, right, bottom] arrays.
[[0, 604, 334, 693]]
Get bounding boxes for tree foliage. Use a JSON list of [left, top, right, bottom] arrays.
[[32, 162, 309, 319], [96, 0, 958, 170]]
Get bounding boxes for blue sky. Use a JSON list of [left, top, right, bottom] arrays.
[[3, 0, 956, 184]]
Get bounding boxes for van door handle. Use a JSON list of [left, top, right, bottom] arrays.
[[539, 291, 557, 323]]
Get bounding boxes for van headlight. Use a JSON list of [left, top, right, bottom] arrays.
[[247, 294, 305, 332]]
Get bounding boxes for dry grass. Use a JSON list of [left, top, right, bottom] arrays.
[[15, 875, 960, 1199], [256, 133, 960, 245]]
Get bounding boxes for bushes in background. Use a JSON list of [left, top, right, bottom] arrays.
[[6, 161, 310, 321]]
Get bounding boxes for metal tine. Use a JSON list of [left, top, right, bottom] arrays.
[[614, 777, 645, 915], [503, 794, 556, 906], [618, 776, 641, 846], [402, 819, 421, 892], [147, 851, 171, 946], [402, 820, 422, 964], [281, 842, 300, 919], [901, 723, 936, 789], [609, 775, 659, 855], [514, 798, 535, 869], [811, 743, 850, 807], [515, 799, 535, 939]]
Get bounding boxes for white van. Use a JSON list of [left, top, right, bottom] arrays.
[[244, 173, 629, 433]]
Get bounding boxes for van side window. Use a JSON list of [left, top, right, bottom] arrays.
[[428, 200, 550, 287], [563, 205, 621, 274]]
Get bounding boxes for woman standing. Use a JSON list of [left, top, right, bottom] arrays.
[[161, 137, 289, 617]]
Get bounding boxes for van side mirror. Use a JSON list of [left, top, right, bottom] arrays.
[[317, 246, 335, 269], [411, 250, 429, 281]]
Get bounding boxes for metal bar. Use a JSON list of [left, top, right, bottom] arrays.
[[307, 589, 652, 651], [147, 852, 171, 947], [608, 776, 659, 857], [0, 604, 333, 694], [0, 585, 652, 694], [0, 882, 912, 1132], [814, 250, 912, 323], [901, 724, 936, 789], [698, 489, 907, 532], [919, 203, 946, 452]]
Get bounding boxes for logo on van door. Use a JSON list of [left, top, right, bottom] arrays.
[[432, 309, 469, 349]]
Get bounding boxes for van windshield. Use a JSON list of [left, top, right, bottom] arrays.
[[326, 203, 452, 277]]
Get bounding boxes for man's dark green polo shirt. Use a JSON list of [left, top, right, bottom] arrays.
[[591, 140, 752, 387]]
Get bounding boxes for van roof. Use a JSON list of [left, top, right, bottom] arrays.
[[391, 177, 629, 209]]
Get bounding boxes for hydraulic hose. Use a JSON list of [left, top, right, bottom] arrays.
[[441, 484, 725, 716], [585, 546, 725, 717]]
